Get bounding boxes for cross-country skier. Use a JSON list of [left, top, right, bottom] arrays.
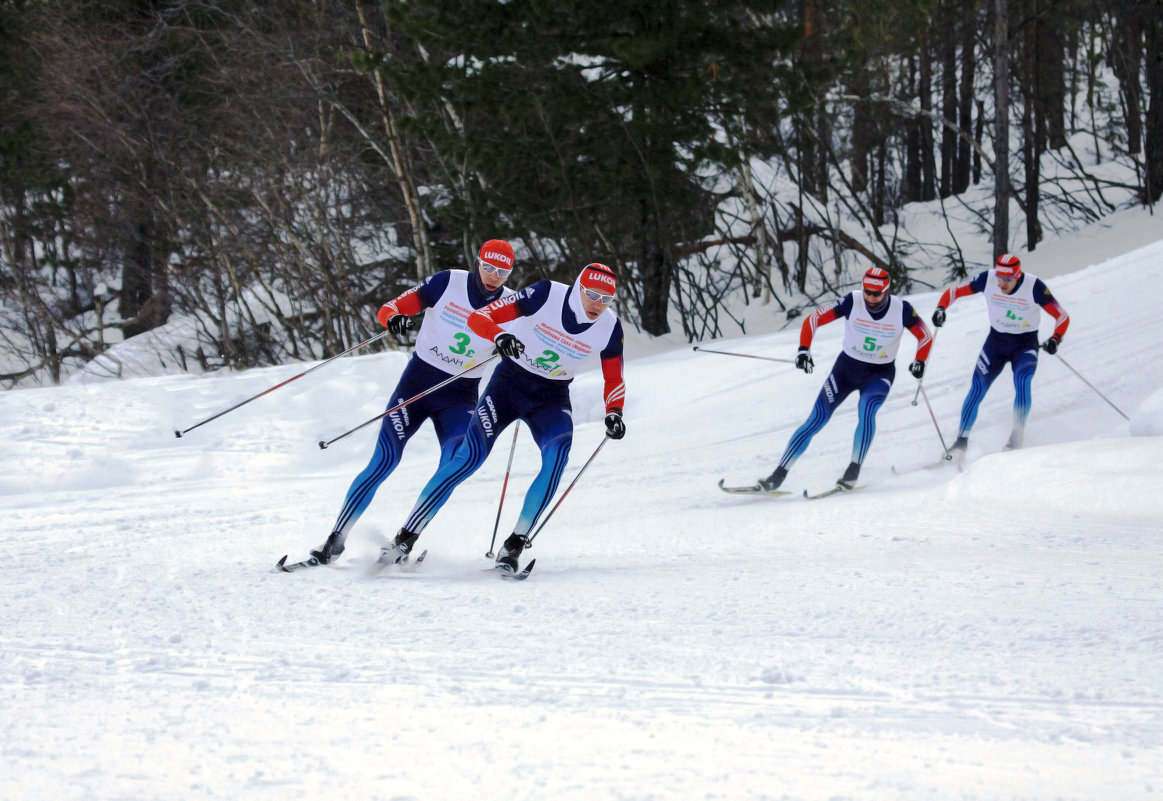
[[930, 253, 1070, 452], [304, 239, 518, 565], [380, 262, 626, 574], [758, 266, 933, 493]]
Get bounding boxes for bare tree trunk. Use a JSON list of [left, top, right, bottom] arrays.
[[1145, 0, 1163, 205], [955, 0, 978, 193], [355, 1, 433, 282], [919, 22, 937, 201], [994, 0, 1011, 258], [800, 0, 826, 200], [735, 159, 772, 302], [940, 0, 958, 198], [1110, 8, 1144, 158], [1022, 90, 1043, 250]]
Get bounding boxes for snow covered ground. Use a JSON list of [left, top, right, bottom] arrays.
[[2, 223, 1162, 800]]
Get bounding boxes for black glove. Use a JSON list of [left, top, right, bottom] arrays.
[[494, 333, 525, 359], [931, 306, 946, 327], [1042, 334, 1061, 355], [604, 410, 626, 440], [795, 348, 814, 374], [387, 315, 412, 336], [909, 360, 925, 379]]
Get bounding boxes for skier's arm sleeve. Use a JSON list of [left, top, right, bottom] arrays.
[[903, 301, 934, 361], [937, 272, 986, 309], [600, 321, 626, 414], [467, 295, 522, 342], [466, 280, 552, 341], [377, 271, 449, 324], [798, 299, 843, 349], [1034, 280, 1070, 339]]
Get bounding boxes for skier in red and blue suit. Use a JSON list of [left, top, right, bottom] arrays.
[[931, 253, 1070, 452], [304, 240, 517, 566], [758, 267, 933, 493], [381, 263, 626, 573]]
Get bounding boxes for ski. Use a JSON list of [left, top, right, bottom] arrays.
[[273, 554, 322, 573], [717, 478, 792, 497], [802, 484, 859, 500], [485, 559, 536, 581], [368, 548, 428, 576]]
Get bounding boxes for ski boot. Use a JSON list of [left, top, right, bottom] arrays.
[[950, 435, 969, 455], [496, 533, 528, 574], [758, 466, 788, 493], [380, 528, 419, 566], [310, 531, 345, 565], [1004, 430, 1023, 451], [837, 461, 861, 491]]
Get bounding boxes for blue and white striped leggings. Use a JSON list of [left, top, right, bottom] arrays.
[[957, 333, 1039, 439], [778, 353, 894, 470], [403, 361, 573, 539], [330, 356, 478, 537]]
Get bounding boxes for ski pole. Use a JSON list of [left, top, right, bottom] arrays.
[[917, 382, 954, 460], [1047, 350, 1130, 421], [692, 346, 795, 364], [486, 422, 521, 558], [318, 354, 500, 449], [911, 328, 939, 406], [175, 330, 393, 438], [526, 437, 608, 548]]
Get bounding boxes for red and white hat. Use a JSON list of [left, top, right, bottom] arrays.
[[579, 263, 617, 295], [478, 239, 515, 271], [862, 267, 891, 294], [994, 253, 1022, 279]]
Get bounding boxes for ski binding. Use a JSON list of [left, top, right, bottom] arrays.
[[717, 478, 791, 497], [485, 559, 536, 581]]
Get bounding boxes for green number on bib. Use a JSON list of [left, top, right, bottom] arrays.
[[863, 336, 878, 352], [449, 333, 472, 355], [535, 350, 560, 369]]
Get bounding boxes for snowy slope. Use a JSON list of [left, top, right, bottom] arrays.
[[1, 232, 1162, 800]]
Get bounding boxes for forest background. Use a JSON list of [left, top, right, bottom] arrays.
[[1, 0, 1160, 387]]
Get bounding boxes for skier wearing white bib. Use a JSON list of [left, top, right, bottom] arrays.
[[758, 267, 933, 493], [304, 239, 518, 565], [381, 263, 627, 574], [930, 253, 1070, 453]]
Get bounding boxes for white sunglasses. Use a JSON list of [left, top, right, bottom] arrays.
[[581, 287, 614, 305], [476, 258, 512, 277]]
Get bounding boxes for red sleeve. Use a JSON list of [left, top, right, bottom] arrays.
[[799, 305, 841, 349], [376, 286, 425, 327], [601, 355, 625, 414], [466, 295, 523, 342], [1041, 298, 1070, 339], [909, 320, 934, 361], [937, 282, 975, 309]]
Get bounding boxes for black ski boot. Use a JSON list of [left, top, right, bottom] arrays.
[[758, 466, 788, 492], [950, 435, 969, 454], [496, 533, 528, 573], [380, 528, 419, 565], [310, 531, 345, 565], [837, 462, 861, 491]]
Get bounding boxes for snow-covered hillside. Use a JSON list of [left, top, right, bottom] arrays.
[[1, 227, 1161, 800]]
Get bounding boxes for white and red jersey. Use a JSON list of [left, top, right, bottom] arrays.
[[839, 292, 909, 364], [380, 269, 513, 377], [503, 282, 618, 381], [983, 269, 1041, 333], [801, 293, 933, 364], [937, 270, 1070, 339], [468, 279, 626, 414]]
